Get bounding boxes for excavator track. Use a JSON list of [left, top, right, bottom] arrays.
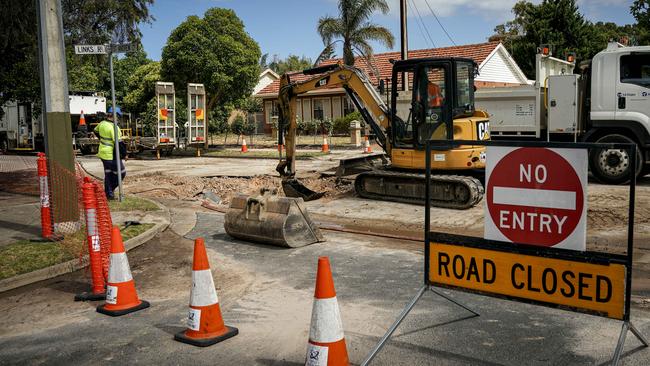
[[354, 170, 484, 209]]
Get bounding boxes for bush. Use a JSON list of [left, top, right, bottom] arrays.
[[333, 111, 362, 134], [231, 115, 246, 135]]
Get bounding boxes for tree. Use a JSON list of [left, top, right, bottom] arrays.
[[631, 1, 650, 44], [122, 61, 161, 132], [0, 0, 154, 116], [317, 0, 394, 66], [314, 43, 337, 66], [267, 54, 313, 75], [490, 0, 638, 79], [160, 8, 261, 116]]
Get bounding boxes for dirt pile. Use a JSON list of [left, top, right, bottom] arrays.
[[124, 171, 353, 204]]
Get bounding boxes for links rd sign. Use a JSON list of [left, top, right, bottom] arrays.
[[429, 242, 626, 319], [74, 45, 107, 55], [485, 147, 588, 251]]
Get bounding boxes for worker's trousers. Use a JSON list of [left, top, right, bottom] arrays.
[[101, 159, 126, 199]]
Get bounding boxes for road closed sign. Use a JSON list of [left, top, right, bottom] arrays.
[[428, 241, 626, 319], [485, 147, 588, 251]]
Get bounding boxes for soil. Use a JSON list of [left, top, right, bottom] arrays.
[[123, 172, 354, 205]]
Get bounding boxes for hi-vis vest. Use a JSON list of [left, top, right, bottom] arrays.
[[94, 120, 121, 161]]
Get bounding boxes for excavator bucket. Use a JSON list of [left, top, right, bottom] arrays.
[[281, 178, 325, 201], [224, 190, 324, 248]]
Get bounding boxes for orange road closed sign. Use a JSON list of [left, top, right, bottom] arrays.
[[428, 242, 626, 319]]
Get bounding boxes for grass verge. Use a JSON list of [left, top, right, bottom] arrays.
[[109, 195, 160, 212], [0, 223, 155, 280]]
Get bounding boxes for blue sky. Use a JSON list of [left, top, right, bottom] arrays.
[[141, 0, 637, 62]]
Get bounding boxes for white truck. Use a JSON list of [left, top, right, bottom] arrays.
[[476, 42, 650, 183]]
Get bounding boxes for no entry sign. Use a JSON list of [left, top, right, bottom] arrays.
[[484, 147, 588, 251]]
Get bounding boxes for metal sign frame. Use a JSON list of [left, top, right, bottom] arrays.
[[362, 139, 648, 366], [155, 82, 176, 148], [186, 83, 207, 147]]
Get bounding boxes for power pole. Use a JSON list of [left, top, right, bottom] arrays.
[[400, 0, 408, 91], [36, 0, 78, 224]]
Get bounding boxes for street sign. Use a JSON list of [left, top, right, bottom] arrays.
[[484, 147, 588, 251], [428, 239, 626, 320], [109, 43, 136, 54], [74, 44, 107, 55]]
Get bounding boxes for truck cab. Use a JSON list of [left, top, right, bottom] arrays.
[[588, 43, 650, 183]]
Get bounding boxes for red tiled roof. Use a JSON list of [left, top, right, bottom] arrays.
[[256, 41, 501, 96]]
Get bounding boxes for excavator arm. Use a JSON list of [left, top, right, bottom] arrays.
[[276, 63, 392, 184]]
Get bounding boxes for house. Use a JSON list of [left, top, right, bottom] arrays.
[[254, 68, 280, 95], [254, 41, 529, 134]]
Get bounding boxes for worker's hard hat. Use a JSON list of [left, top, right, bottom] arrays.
[[107, 106, 123, 117]]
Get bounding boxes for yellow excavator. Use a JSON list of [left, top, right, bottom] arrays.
[[224, 58, 490, 248], [277, 57, 490, 209]]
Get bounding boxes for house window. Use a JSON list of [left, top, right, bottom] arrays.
[[313, 99, 325, 121], [265, 100, 279, 125], [343, 96, 355, 115]]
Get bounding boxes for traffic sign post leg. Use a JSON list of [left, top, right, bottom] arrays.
[[429, 286, 480, 317], [360, 285, 427, 366], [611, 321, 649, 366]]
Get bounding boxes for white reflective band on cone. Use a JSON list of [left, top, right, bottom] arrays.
[[108, 252, 133, 283], [309, 297, 344, 343], [86, 209, 97, 235], [190, 269, 219, 306]]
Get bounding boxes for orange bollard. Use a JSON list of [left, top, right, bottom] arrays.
[[37, 152, 53, 239], [322, 135, 330, 153], [278, 144, 284, 154], [75, 177, 106, 301], [305, 257, 349, 366], [97, 226, 150, 316], [241, 136, 248, 153], [175, 238, 238, 347]]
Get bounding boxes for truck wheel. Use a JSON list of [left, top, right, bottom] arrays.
[[589, 134, 643, 184]]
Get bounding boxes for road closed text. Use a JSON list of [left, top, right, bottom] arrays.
[[429, 243, 626, 319]]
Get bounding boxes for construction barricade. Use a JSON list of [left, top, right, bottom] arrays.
[[361, 139, 649, 366]]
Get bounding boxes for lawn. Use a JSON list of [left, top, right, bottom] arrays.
[[109, 195, 160, 211], [0, 223, 155, 280]]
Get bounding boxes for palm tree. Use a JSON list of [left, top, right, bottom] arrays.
[[317, 0, 395, 66]]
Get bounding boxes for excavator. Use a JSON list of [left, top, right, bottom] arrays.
[[224, 57, 491, 248]]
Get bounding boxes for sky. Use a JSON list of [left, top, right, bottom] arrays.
[[140, 0, 637, 62]]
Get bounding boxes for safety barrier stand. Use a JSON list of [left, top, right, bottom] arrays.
[[362, 139, 648, 366], [36, 152, 53, 239], [75, 177, 106, 301]]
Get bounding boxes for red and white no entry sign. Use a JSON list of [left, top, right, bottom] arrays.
[[484, 147, 588, 251]]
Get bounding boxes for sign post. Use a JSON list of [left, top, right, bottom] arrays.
[[74, 43, 134, 201], [361, 140, 648, 366]]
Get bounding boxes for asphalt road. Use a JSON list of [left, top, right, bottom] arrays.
[[1, 211, 649, 365]]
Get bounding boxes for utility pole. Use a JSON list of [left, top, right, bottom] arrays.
[[36, 0, 78, 224], [400, 0, 409, 91]]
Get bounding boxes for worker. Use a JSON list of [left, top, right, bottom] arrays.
[[427, 81, 443, 108], [94, 111, 126, 200]]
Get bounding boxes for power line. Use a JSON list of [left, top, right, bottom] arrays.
[[408, 0, 437, 49], [423, 0, 457, 46]]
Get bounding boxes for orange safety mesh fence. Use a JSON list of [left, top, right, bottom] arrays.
[[93, 181, 113, 280]]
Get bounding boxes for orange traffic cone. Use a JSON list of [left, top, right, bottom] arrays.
[[96, 226, 150, 316], [322, 136, 330, 153], [175, 238, 238, 347], [241, 136, 248, 153], [278, 144, 285, 154], [363, 136, 372, 154], [79, 110, 86, 126], [305, 257, 349, 366]]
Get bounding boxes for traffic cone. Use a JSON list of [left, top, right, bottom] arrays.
[[322, 136, 330, 153], [175, 238, 238, 347], [96, 226, 150, 316], [241, 136, 248, 153], [278, 144, 285, 154], [363, 136, 372, 154], [305, 257, 349, 366], [79, 110, 86, 126]]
